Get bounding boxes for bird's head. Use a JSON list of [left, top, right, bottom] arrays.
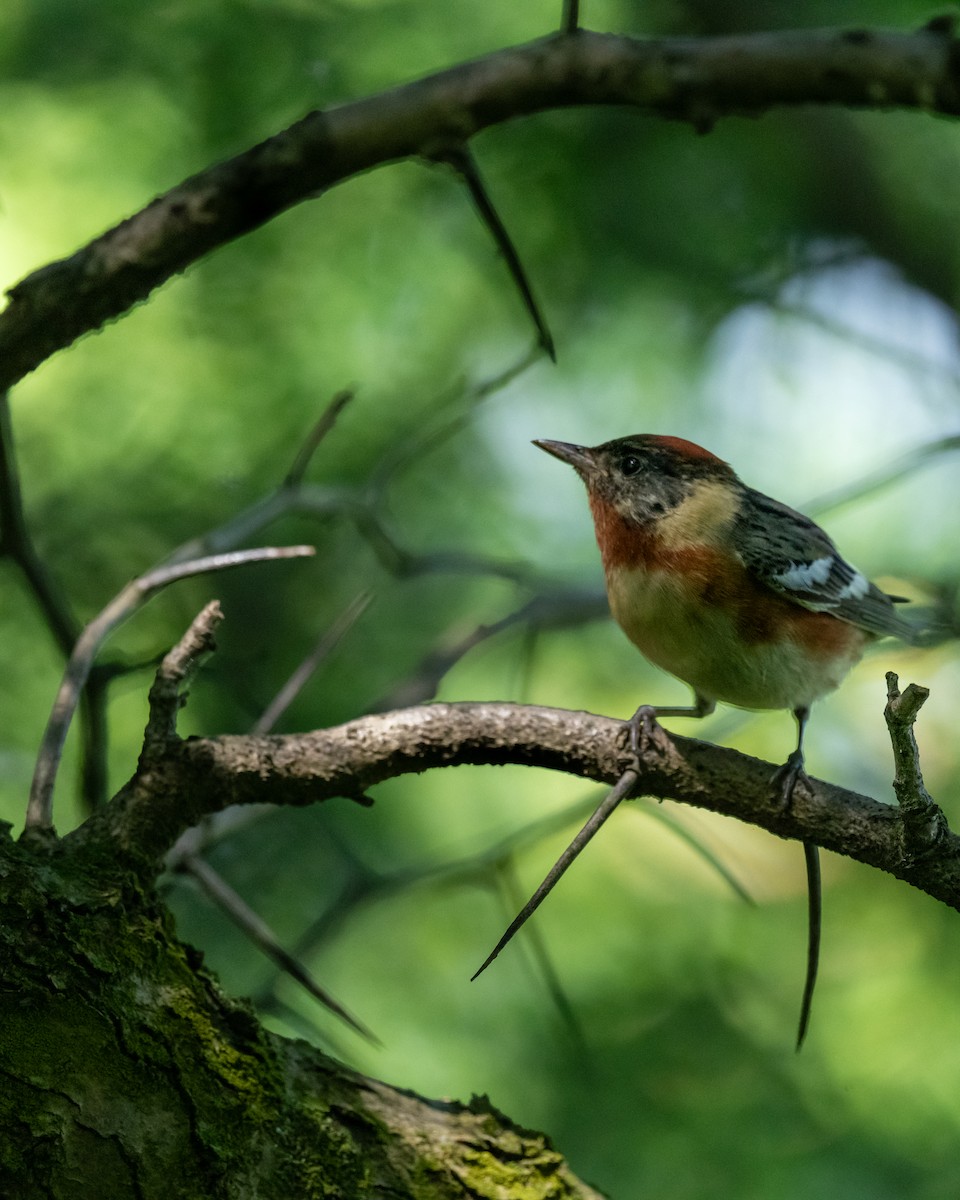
[[534, 435, 736, 527]]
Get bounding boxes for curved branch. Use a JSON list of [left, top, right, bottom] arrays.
[[25, 546, 314, 832], [2, 24, 960, 388], [74, 697, 960, 918]]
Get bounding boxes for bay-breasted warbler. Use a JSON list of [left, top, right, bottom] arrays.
[[535, 433, 910, 724], [531, 433, 913, 1046]]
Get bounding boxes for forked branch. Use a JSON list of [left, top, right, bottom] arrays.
[[26, 546, 315, 832], [77, 632, 956, 925]]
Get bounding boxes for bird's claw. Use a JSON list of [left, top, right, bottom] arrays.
[[771, 749, 808, 811], [626, 704, 659, 757], [619, 705, 672, 773]]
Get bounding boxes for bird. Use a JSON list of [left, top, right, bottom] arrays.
[[473, 433, 912, 1048]]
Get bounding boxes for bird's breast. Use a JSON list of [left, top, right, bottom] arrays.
[[603, 554, 869, 712]]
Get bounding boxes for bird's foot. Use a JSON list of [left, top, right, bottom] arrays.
[[772, 748, 809, 811], [625, 704, 660, 758], [620, 705, 677, 778]]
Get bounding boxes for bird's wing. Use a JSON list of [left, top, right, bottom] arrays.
[[734, 488, 912, 639]]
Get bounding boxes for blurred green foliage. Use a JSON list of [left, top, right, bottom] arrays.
[[2, 1, 960, 1196]]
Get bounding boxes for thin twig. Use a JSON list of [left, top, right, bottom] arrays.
[[144, 600, 225, 745], [0, 392, 79, 654], [26, 545, 315, 831], [370, 586, 606, 712], [640, 804, 755, 906], [884, 671, 947, 861], [252, 591, 373, 734], [367, 345, 542, 497], [345, 509, 538, 584], [165, 391, 357, 568], [0, 393, 114, 811], [496, 858, 590, 1056], [432, 145, 555, 361], [167, 354, 540, 586], [562, 0, 580, 34], [178, 852, 378, 1043], [808, 434, 960, 517], [471, 766, 638, 980], [795, 841, 821, 1051], [246, 780, 754, 1021], [283, 389, 355, 489]]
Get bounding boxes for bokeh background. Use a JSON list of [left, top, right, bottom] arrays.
[[2, 1, 960, 1196]]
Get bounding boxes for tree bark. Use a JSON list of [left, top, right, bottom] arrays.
[[0, 824, 603, 1199]]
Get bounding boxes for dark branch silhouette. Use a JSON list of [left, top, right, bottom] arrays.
[[3, 25, 960, 390], [431, 144, 555, 360]]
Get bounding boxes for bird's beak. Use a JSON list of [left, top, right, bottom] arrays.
[[533, 439, 595, 475]]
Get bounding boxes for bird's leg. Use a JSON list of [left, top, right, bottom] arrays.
[[625, 692, 716, 758], [772, 705, 809, 809], [772, 706, 821, 1051]]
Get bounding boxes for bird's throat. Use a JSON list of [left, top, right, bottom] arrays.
[[587, 493, 657, 573]]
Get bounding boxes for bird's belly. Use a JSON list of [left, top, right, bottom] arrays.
[[605, 564, 867, 712]]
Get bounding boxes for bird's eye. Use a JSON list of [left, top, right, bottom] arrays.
[[619, 454, 642, 477]]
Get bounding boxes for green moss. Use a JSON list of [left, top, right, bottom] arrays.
[[0, 825, 596, 1198]]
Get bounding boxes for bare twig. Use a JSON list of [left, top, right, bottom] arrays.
[[165, 390, 358, 570], [640, 804, 755, 905], [496, 858, 589, 1055], [283, 390, 355, 489], [370, 586, 606, 712], [367, 345, 542, 497], [0, 393, 115, 811], [166, 353, 541, 590], [471, 766, 639, 979], [144, 600, 225, 745], [164, 805, 274, 877], [26, 545, 315, 832], [431, 146, 555, 361], [562, 0, 580, 34], [177, 852, 378, 1043], [809, 434, 960, 516], [344, 508, 537, 584], [884, 671, 947, 861], [0, 392, 78, 654], [249, 784, 753, 1019], [252, 591, 373, 735], [795, 841, 821, 1051]]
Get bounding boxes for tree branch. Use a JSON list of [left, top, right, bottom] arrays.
[[562, 1, 580, 36], [2, 24, 960, 389], [0, 392, 79, 653], [884, 671, 948, 861], [251, 591, 373, 735], [0, 390, 115, 811], [75, 693, 960, 922], [26, 546, 314, 832], [174, 850, 378, 1043]]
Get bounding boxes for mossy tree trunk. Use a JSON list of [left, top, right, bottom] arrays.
[[0, 825, 601, 1199]]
